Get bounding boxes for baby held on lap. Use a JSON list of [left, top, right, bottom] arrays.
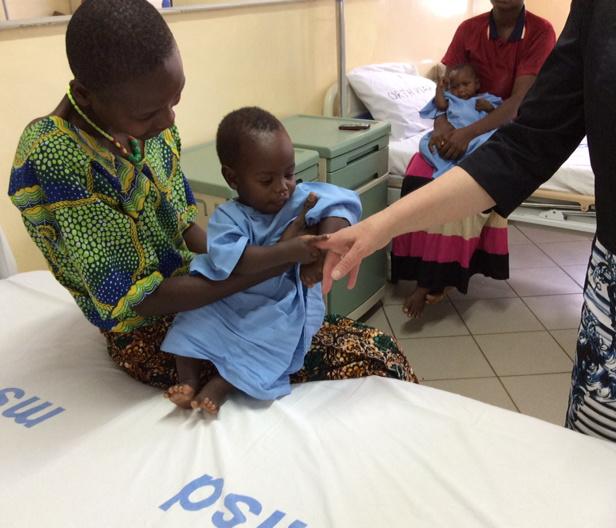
[[161, 107, 362, 415], [420, 63, 502, 177]]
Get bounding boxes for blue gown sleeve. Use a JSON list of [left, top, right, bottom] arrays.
[[419, 97, 439, 119], [299, 182, 362, 226], [190, 202, 250, 280]]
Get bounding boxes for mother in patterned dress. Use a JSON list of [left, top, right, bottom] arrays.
[[9, 0, 416, 395]]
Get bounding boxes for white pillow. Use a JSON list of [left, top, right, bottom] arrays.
[[350, 62, 419, 76], [347, 65, 436, 141]]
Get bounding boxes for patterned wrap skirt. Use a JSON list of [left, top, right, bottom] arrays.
[[102, 314, 418, 390], [566, 238, 616, 441], [390, 153, 509, 293]]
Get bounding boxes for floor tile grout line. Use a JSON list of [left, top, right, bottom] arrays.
[[546, 329, 577, 362], [381, 301, 395, 339], [385, 289, 580, 336], [516, 293, 582, 364], [509, 225, 590, 270], [447, 292, 521, 412], [560, 267, 586, 288], [422, 372, 572, 382]]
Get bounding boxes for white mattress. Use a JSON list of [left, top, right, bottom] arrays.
[[388, 135, 594, 198], [2, 271, 616, 527]]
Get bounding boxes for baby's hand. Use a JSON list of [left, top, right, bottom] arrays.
[[280, 193, 319, 242], [475, 98, 495, 113], [284, 234, 328, 265], [300, 251, 325, 288]]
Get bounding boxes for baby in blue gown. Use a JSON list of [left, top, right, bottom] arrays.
[[161, 107, 361, 414], [419, 63, 502, 177]]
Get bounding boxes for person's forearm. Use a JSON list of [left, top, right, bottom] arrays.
[[433, 115, 453, 135], [182, 223, 207, 254], [134, 266, 288, 316], [434, 89, 448, 112], [369, 166, 496, 242], [318, 216, 350, 235], [233, 243, 296, 275]]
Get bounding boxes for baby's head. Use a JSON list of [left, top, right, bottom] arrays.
[[447, 64, 480, 100], [217, 107, 296, 215], [66, 0, 184, 140]]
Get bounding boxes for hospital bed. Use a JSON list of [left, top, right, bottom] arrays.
[[2, 269, 616, 526], [323, 64, 596, 233]]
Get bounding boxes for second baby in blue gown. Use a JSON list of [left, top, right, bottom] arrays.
[[419, 63, 502, 178], [161, 107, 361, 413]]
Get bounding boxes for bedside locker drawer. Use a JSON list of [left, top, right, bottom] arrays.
[[327, 146, 388, 189]]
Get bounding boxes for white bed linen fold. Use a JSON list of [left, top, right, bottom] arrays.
[[0, 225, 17, 278]]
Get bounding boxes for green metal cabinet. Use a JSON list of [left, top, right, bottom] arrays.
[[282, 115, 391, 319]]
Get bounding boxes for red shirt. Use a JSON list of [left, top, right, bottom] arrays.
[[441, 8, 556, 99]]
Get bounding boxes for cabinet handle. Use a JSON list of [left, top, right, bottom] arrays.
[[347, 144, 379, 164], [355, 174, 388, 194]]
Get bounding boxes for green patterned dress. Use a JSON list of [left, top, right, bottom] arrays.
[[9, 117, 416, 389]]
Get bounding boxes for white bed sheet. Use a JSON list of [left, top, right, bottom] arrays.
[[2, 271, 616, 527], [387, 135, 594, 199], [388, 132, 425, 178], [539, 137, 594, 196]]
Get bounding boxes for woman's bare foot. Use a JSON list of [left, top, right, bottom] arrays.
[[403, 286, 430, 319], [425, 290, 446, 304], [164, 383, 196, 410], [191, 375, 236, 416]]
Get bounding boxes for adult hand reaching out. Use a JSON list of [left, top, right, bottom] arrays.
[[315, 217, 388, 294], [315, 166, 497, 294]]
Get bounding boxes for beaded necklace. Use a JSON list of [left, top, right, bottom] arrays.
[[66, 86, 144, 164]]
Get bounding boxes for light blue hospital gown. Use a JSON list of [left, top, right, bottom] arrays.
[[419, 91, 502, 178], [161, 182, 362, 400]]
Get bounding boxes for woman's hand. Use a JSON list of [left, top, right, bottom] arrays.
[[439, 127, 474, 160], [430, 115, 455, 153], [428, 132, 446, 154], [315, 218, 388, 294]]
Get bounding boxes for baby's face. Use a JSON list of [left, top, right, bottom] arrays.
[[448, 69, 480, 100], [233, 129, 296, 214]]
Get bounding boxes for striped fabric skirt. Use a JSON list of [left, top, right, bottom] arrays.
[[566, 238, 616, 441], [390, 153, 509, 293]]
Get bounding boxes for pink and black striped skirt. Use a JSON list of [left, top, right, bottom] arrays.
[[390, 153, 509, 293]]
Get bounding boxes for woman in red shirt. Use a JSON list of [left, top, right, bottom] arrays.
[[391, 0, 555, 318]]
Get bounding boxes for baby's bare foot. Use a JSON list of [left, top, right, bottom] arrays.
[[191, 375, 235, 416], [165, 383, 196, 410]]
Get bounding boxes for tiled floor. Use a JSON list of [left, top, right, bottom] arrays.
[[361, 221, 594, 427]]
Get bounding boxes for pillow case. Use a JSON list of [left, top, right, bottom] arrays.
[[349, 62, 419, 76], [347, 64, 436, 141]]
